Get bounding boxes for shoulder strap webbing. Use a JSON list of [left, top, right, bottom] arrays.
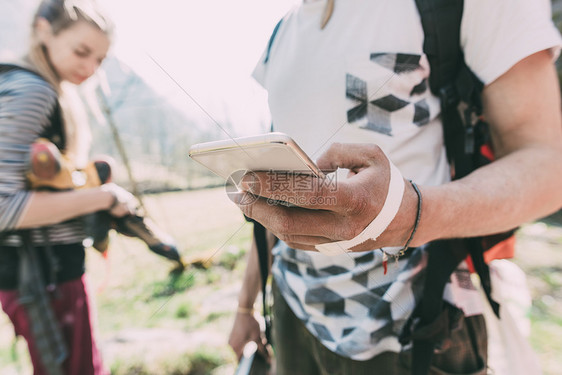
[[407, 2, 497, 375], [414, 0, 497, 312], [414, 0, 484, 178], [243, 215, 272, 345], [253, 221, 271, 344], [415, 0, 464, 96]]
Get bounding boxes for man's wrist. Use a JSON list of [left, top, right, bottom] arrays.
[[385, 178, 419, 247]]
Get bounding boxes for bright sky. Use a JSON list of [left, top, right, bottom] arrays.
[[98, 0, 300, 135]]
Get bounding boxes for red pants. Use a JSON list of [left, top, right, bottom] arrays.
[[0, 276, 108, 375]]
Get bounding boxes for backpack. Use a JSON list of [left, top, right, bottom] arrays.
[[253, 1, 515, 373]]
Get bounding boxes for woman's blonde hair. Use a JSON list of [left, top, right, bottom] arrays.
[[27, 0, 113, 167], [29, 0, 113, 91]]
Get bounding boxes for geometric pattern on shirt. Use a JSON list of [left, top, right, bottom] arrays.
[[413, 99, 430, 126], [273, 244, 429, 359], [370, 53, 422, 73], [346, 53, 430, 135], [274, 239, 484, 360]]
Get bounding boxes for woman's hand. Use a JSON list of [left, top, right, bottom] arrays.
[[101, 183, 137, 218]]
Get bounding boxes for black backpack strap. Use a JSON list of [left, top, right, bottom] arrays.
[[400, 240, 469, 374], [415, 0, 483, 177], [415, 0, 498, 314], [415, 0, 464, 95], [244, 216, 272, 345], [253, 221, 272, 345], [406, 1, 499, 374]]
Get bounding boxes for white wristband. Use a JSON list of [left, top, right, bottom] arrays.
[[315, 159, 405, 256]]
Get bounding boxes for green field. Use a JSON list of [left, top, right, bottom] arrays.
[[0, 188, 561, 374]]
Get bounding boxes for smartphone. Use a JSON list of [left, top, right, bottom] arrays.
[[188, 132, 324, 180]]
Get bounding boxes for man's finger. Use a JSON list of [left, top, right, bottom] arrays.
[[316, 143, 387, 172], [237, 196, 349, 239], [240, 171, 354, 212], [276, 234, 333, 246]]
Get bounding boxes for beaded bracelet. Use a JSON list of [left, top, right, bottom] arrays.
[[400, 180, 422, 252], [381, 180, 422, 274]]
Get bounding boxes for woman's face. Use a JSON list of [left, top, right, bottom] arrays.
[[43, 20, 110, 85]]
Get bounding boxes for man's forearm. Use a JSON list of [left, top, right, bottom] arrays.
[[417, 144, 562, 245], [416, 51, 562, 245]]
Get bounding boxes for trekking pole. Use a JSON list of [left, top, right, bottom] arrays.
[[94, 71, 148, 215]]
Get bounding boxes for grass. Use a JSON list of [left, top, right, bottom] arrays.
[[1, 188, 561, 374]]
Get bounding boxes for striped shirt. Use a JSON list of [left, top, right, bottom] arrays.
[[0, 67, 86, 247]]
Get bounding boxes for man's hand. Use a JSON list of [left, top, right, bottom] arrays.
[[228, 311, 269, 362], [236, 143, 419, 252]]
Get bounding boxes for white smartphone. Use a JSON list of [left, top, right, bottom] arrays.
[[188, 132, 324, 180]]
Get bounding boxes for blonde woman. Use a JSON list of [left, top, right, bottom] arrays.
[[0, 1, 133, 373]]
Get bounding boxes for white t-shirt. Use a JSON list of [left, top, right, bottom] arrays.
[[253, 0, 561, 361]]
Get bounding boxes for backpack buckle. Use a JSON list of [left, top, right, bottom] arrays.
[[439, 84, 459, 109], [462, 104, 480, 154]]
